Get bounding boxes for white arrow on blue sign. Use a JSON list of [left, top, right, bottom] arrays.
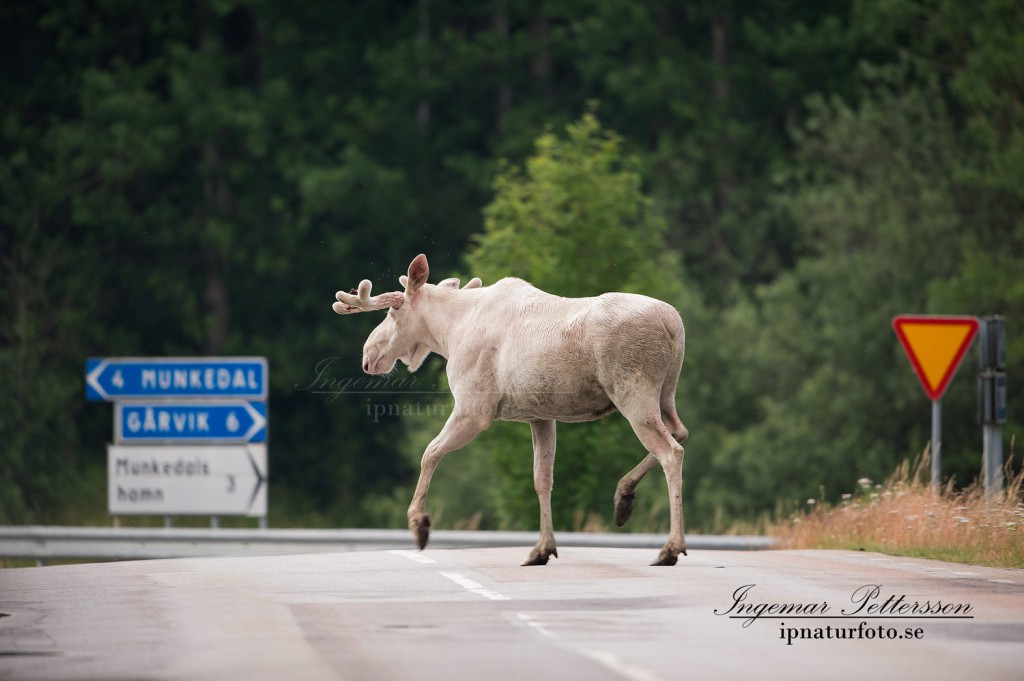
[[86, 357, 268, 401], [115, 401, 267, 443]]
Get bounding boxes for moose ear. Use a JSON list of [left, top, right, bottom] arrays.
[[406, 254, 429, 293]]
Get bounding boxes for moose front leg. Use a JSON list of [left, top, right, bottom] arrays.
[[523, 419, 558, 566], [407, 409, 488, 550]]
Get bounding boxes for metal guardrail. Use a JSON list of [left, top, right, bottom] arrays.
[[0, 526, 775, 563]]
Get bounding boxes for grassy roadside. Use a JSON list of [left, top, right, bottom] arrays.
[[776, 453, 1024, 568]]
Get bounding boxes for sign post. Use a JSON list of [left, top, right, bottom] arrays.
[[892, 316, 979, 489], [114, 401, 267, 444], [86, 357, 267, 401], [931, 398, 942, 489], [108, 444, 267, 516], [977, 316, 1007, 497], [87, 356, 269, 526]]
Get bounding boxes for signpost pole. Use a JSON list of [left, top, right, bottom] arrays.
[[930, 398, 941, 490], [978, 316, 1006, 499], [983, 424, 1003, 497]]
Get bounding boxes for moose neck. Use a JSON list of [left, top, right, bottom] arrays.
[[417, 285, 480, 360]]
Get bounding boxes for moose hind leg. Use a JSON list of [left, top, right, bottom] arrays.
[[621, 406, 687, 566], [614, 454, 657, 527], [523, 419, 558, 566], [662, 403, 689, 444], [660, 371, 688, 444], [614, 404, 686, 528]]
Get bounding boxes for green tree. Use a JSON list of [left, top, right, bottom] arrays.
[[0, 1, 429, 524], [0, 121, 102, 521], [692, 66, 980, 521]]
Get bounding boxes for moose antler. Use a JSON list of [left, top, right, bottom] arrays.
[[437, 277, 484, 290], [333, 280, 405, 314]]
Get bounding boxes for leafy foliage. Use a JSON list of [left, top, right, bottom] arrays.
[[1, 0, 1020, 530]]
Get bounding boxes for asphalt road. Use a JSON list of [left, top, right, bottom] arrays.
[[1, 547, 1022, 681]]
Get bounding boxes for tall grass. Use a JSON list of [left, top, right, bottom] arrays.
[[777, 451, 1024, 568]]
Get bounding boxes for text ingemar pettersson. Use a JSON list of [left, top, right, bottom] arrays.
[[714, 584, 973, 646]]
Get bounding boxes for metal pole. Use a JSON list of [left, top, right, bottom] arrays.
[[931, 398, 941, 490], [983, 424, 1004, 497]]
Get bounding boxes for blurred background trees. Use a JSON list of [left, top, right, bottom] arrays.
[[1, 0, 1020, 530]]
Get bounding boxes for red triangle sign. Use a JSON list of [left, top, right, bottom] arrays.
[[892, 315, 978, 400]]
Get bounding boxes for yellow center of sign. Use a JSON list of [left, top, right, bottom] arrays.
[[899, 323, 974, 393]]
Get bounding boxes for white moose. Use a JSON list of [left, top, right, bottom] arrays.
[[333, 254, 689, 565]]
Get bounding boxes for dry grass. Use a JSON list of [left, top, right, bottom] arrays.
[[776, 451, 1024, 568]]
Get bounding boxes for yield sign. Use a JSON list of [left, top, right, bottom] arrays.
[[892, 315, 979, 400]]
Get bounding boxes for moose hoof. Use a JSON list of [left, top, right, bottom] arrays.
[[411, 514, 431, 550], [522, 546, 558, 566], [613, 490, 636, 527], [650, 545, 684, 566]]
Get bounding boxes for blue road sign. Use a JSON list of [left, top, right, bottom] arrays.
[[86, 357, 268, 401], [115, 401, 267, 443]]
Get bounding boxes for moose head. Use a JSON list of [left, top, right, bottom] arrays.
[[333, 254, 481, 375]]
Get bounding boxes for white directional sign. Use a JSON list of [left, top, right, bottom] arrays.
[[108, 444, 267, 516], [114, 401, 267, 443]]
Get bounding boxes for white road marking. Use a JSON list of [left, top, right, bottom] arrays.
[[514, 614, 665, 681], [516, 613, 556, 639], [439, 571, 510, 601], [579, 649, 667, 681], [388, 550, 437, 564]]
